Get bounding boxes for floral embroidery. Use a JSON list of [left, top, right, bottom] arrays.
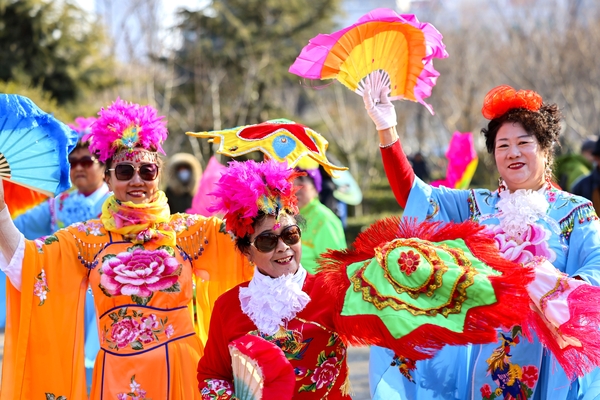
[[398, 250, 420, 276], [170, 213, 201, 233], [34, 269, 49, 306], [45, 394, 67, 400], [104, 307, 174, 351], [74, 220, 105, 236], [480, 383, 492, 399], [99, 245, 182, 306], [298, 350, 343, 393], [201, 379, 234, 399], [117, 375, 149, 399], [33, 235, 58, 254], [251, 329, 312, 361], [520, 365, 539, 389], [482, 332, 538, 399], [486, 222, 555, 264]]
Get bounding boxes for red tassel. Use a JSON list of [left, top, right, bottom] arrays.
[[527, 284, 600, 379]]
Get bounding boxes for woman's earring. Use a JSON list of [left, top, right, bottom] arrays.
[[498, 177, 507, 193], [545, 164, 553, 190]]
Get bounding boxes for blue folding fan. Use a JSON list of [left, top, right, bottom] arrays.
[[0, 94, 77, 196]]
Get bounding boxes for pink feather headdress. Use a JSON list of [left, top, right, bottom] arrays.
[[83, 98, 168, 162], [68, 116, 96, 143], [209, 159, 304, 237]]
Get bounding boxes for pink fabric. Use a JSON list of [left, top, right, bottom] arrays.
[[187, 157, 226, 216], [289, 8, 448, 113], [431, 132, 477, 189], [525, 258, 600, 378]]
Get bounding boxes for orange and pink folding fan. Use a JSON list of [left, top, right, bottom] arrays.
[[289, 8, 448, 114]]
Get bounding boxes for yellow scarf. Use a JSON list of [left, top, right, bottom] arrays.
[[100, 191, 176, 247]]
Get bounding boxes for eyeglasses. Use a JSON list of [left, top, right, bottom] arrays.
[[250, 225, 301, 253], [69, 156, 98, 169], [107, 163, 160, 181]]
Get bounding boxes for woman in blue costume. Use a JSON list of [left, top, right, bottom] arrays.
[[8, 117, 110, 389], [362, 83, 600, 400]]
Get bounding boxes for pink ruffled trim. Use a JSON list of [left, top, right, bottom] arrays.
[[526, 259, 600, 379]]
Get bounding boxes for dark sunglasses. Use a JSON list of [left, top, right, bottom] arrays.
[[107, 163, 159, 181], [69, 156, 98, 169], [250, 225, 301, 253]]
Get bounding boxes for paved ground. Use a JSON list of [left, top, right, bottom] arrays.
[[347, 346, 371, 399], [0, 332, 371, 399]]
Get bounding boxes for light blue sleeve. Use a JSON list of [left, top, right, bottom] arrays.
[[580, 368, 600, 400], [13, 200, 52, 240], [564, 215, 600, 285], [403, 178, 471, 223]]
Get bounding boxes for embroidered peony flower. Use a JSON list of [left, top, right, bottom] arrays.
[[100, 248, 181, 298], [480, 383, 492, 398], [137, 314, 159, 344], [110, 318, 140, 348], [521, 365, 539, 389], [117, 394, 128, 400], [311, 357, 339, 389], [398, 250, 420, 276], [165, 324, 174, 339], [140, 314, 160, 330], [487, 222, 555, 264]]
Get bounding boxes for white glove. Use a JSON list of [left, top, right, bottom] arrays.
[[359, 70, 397, 131]]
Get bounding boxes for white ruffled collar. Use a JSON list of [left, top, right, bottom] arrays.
[[496, 187, 549, 237], [239, 266, 311, 335]]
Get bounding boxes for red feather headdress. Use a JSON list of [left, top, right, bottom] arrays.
[[481, 85, 543, 120]]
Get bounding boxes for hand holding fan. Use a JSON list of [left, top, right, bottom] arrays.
[[0, 94, 77, 196], [228, 334, 295, 400], [289, 8, 448, 114]]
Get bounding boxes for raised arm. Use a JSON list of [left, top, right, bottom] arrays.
[[0, 179, 25, 289], [361, 72, 415, 208]]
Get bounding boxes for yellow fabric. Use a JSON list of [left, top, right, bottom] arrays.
[[100, 191, 176, 247], [0, 213, 253, 399]]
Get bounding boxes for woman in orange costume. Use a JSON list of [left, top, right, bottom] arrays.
[[0, 99, 252, 399]]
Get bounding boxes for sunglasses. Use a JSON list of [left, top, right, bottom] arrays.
[[69, 156, 98, 169], [107, 163, 160, 181], [250, 224, 302, 253]]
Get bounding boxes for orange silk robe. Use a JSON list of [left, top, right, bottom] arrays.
[[0, 214, 252, 399]]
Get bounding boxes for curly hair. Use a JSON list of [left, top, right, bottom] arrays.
[[481, 103, 563, 164]]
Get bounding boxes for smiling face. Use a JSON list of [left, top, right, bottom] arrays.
[[69, 147, 105, 195], [105, 150, 161, 204], [246, 213, 302, 278], [494, 122, 548, 191]]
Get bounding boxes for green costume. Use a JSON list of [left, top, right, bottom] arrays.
[[299, 198, 346, 273]]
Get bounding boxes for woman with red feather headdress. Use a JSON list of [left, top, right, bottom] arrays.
[[363, 81, 600, 400], [196, 157, 540, 399]]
